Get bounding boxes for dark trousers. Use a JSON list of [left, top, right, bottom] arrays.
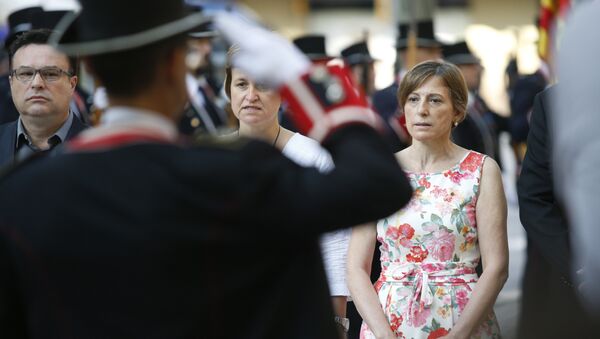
[[518, 242, 595, 339]]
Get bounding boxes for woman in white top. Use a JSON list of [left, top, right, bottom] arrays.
[[224, 46, 351, 334]]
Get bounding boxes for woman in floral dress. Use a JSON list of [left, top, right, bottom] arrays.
[[348, 61, 508, 339]]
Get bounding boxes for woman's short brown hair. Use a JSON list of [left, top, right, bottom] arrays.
[[397, 60, 468, 124]]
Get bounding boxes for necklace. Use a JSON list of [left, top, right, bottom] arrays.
[[237, 126, 282, 148], [272, 126, 282, 147]]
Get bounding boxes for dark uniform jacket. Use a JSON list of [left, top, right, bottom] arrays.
[[452, 112, 491, 157], [0, 114, 87, 168], [372, 83, 399, 122], [452, 93, 508, 168], [179, 75, 228, 136], [371, 82, 406, 153], [509, 70, 547, 144], [0, 109, 412, 339]]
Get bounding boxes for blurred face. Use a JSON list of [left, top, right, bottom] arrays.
[[9, 44, 76, 120], [230, 68, 281, 128], [458, 63, 482, 92], [186, 38, 212, 73], [403, 76, 459, 142]]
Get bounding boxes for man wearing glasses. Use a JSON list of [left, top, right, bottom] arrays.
[[0, 28, 86, 167]]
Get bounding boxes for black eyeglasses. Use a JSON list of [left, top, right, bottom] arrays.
[[11, 66, 73, 82]]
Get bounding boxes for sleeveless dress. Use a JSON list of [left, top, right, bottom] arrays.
[[360, 151, 501, 339]]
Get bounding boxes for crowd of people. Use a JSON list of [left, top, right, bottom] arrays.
[[0, 0, 597, 338]]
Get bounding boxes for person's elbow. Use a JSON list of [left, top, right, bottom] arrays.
[[498, 264, 509, 286], [346, 263, 369, 295], [346, 250, 373, 291], [485, 259, 509, 286]]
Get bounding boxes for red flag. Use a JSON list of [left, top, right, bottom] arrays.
[[539, 0, 571, 60]]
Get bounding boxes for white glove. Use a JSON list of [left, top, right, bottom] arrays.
[[93, 87, 108, 110], [214, 12, 310, 88]]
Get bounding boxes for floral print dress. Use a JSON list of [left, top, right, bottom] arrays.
[[360, 151, 501, 339]]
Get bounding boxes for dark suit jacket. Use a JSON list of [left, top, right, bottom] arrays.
[[0, 124, 412, 339], [0, 115, 87, 168], [517, 86, 593, 338], [517, 86, 571, 277], [0, 75, 19, 125]]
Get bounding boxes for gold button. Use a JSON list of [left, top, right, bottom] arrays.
[[191, 117, 200, 127]]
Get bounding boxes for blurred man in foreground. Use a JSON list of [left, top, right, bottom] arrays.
[[0, 1, 412, 338]]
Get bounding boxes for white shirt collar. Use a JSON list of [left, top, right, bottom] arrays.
[[87, 106, 178, 142]]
